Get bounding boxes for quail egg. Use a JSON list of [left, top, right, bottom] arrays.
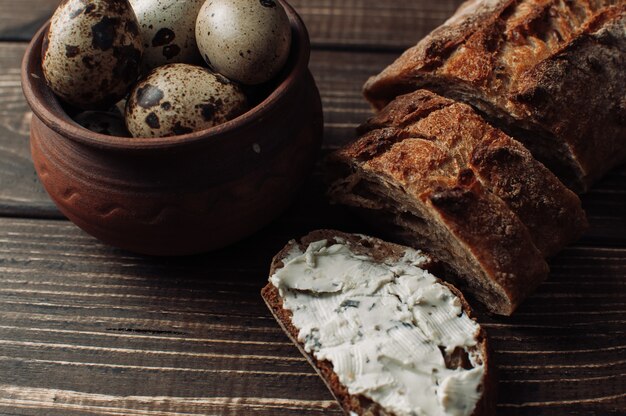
[[74, 110, 131, 137], [42, 0, 143, 110], [125, 64, 248, 138], [195, 0, 292, 85], [130, 0, 205, 72]]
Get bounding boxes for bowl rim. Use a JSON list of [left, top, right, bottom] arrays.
[[21, 0, 311, 151]]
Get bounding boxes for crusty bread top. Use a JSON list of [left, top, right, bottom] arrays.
[[364, 0, 622, 109], [362, 0, 626, 190], [263, 230, 496, 416], [327, 90, 591, 314], [350, 90, 587, 258]]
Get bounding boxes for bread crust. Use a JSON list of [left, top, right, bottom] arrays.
[[328, 90, 590, 314], [262, 230, 496, 416], [363, 0, 626, 192], [356, 90, 587, 258]]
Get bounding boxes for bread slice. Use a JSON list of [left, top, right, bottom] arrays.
[[262, 230, 495, 416], [362, 0, 626, 192], [328, 90, 587, 315]]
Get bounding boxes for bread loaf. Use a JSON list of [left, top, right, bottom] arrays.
[[328, 89, 587, 315], [363, 0, 626, 192], [262, 230, 495, 416]]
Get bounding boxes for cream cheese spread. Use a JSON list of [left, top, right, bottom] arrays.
[[270, 239, 485, 416]]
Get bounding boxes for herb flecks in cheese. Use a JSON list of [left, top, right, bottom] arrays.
[[270, 239, 485, 416]]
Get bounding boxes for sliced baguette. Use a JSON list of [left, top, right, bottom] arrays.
[[351, 89, 587, 259], [262, 230, 496, 416], [362, 0, 626, 192], [328, 90, 588, 315]]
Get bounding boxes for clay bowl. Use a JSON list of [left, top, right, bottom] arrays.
[[21, 1, 323, 256]]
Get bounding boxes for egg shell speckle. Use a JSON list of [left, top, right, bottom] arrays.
[[42, 0, 143, 110], [125, 63, 248, 138], [130, 0, 205, 72], [195, 0, 292, 85]]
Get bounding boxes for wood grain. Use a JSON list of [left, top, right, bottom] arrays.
[[0, 217, 625, 415], [290, 0, 465, 50], [0, 0, 58, 41], [0, 0, 463, 50], [0, 43, 60, 219], [0, 0, 625, 414]]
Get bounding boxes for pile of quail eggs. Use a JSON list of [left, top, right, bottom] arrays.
[[41, 0, 292, 138]]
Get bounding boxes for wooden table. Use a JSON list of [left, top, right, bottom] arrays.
[[0, 1, 624, 415]]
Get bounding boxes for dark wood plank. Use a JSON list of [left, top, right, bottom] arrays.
[[0, 216, 625, 415], [291, 0, 464, 50], [0, 0, 57, 41], [0, 42, 624, 246], [0, 218, 348, 415], [0, 43, 59, 219], [0, 0, 463, 50]]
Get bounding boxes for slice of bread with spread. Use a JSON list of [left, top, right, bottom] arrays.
[[328, 90, 586, 315], [262, 230, 495, 416], [362, 0, 626, 192]]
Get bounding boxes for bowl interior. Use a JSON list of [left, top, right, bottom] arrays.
[[22, 0, 311, 151]]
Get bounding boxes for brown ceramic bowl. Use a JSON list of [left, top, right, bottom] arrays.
[[21, 1, 323, 256]]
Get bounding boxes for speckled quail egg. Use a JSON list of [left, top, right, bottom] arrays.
[[195, 0, 292, 85], [129, 0, 205, 72], [125, 64, 248, 138], [74, 110, 131, 137], [42, 0, 143, 110]]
